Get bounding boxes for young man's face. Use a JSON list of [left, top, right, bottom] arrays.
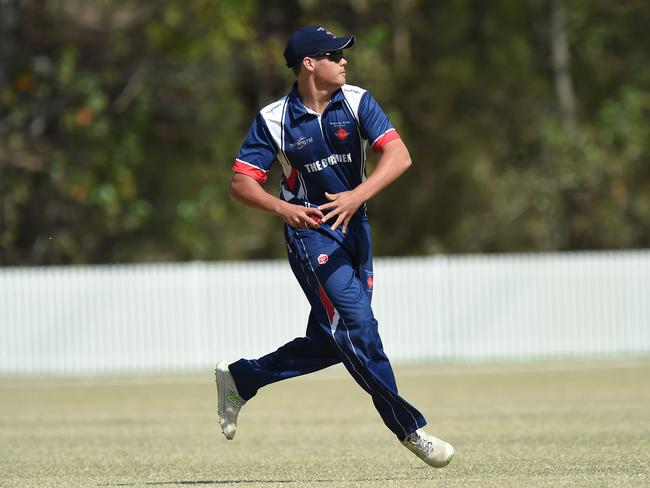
[[310, 51, 347, 88]]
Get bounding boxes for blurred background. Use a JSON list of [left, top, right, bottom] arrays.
[[1, 1, 650, 375], [2, 0, 649, 265]]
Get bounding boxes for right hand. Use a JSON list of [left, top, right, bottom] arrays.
[[278, 202, 324, 229]]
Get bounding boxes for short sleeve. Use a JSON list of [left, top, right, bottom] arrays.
[[358, 92, 401, 153], [232, 113, 277, 182]]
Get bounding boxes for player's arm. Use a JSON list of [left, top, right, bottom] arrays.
[[230, 173, 323, 229], [319, 138, 411, 232]]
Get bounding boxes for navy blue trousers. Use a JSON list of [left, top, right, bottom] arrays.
[[229, 218, 426, 439]]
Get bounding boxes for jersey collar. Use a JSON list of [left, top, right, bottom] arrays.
[[287, 83, 345, 120]]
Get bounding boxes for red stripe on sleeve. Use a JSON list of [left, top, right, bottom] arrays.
[[232, 159, 269, 182], [371, 129, 401, 153]]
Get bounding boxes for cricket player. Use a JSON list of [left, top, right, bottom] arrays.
[[216, 26, 454, 468]]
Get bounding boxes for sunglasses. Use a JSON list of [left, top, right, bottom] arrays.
[[309, 51, 345, 63]]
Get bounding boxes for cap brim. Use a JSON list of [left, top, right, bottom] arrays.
[[324, 35, 355, 52]]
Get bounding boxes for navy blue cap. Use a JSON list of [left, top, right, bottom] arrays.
[[284, 26, 355, 68]]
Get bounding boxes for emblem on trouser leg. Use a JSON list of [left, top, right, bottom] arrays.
[[317, 254, 329, 265], [366, 270, 374, 291]]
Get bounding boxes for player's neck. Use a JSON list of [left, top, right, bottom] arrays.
[[296, 77, 339, 114]]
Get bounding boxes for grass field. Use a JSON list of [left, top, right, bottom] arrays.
[[1, 360, 649, 487]]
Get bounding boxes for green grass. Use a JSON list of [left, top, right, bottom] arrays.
[[1, 360, 649, 487]]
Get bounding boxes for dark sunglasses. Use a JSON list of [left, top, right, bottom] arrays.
[[309, 50, 345, 63]]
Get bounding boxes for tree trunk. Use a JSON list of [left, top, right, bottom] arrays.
[[393, 0, 412, 67], [0, 0, 20, 95], [550, 0, 577, 134]]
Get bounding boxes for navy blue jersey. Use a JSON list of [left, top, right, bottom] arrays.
[[233, 83, 400, 209]]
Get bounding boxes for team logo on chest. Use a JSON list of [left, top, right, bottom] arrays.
[[335, 128, 349, 141]]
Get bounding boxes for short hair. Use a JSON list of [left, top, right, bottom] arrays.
[[291, 61, 302, 77]]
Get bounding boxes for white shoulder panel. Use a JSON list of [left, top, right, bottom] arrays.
[[259, 96, 294, 178], [341, 84, 367, 122], [259, 96, 288, 150]]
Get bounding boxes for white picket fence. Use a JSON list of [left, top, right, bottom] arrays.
[[1, 251, 649, 375]]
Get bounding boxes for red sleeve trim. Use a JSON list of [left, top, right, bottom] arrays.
[[232, 159, 269, 182], [371, 129, 401, 153]]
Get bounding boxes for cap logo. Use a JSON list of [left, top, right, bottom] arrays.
[[316, 27, 335, 37]]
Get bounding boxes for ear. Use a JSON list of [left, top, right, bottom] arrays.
[[302, 56, 317, 73]]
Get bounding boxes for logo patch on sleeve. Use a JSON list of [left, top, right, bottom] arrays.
[[317, 254, 329, 265]]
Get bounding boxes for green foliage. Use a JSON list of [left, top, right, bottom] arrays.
[[1, 0, 649, 264]]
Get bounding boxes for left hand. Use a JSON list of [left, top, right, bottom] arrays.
[[318, 190, 364, 233]]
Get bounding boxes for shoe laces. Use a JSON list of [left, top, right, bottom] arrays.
[[409, 430, 435, 454]]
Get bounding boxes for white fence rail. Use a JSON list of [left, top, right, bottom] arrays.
[[1, 251, 649, 375]]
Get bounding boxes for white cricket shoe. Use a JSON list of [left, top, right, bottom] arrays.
[[215, 360, 246, 440], [402, 429, 455, 468]]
